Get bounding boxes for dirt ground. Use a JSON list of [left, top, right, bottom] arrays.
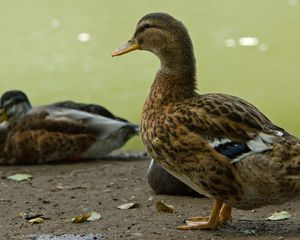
[[0, 152, 299, 240]]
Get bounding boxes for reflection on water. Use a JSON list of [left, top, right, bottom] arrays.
[[238, 37, 259, 46], [224, 38, 236, 48], [288, 0, 298, 6], [77, 33, 91, 42], [224, 37, 269, 52], [258, 43, 269, 52], [51, 19, 60, 28], [0, 1, 299, 150]]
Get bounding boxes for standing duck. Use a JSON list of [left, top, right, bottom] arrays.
[[112, 12, 300, 230], [0, 90, 139, 164]]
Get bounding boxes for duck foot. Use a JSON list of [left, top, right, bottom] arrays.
[[181, 203, 232, 229], [177, 199, 224, 230]]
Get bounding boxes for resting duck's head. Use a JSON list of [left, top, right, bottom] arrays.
[[0, 90, 32, 123], [112, 12, 195, 69]]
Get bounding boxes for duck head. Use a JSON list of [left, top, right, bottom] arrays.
[[0, 90, 32, 124], [112, 12, 195, 71]]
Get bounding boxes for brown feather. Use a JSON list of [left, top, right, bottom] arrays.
[[4, 129, 95, 164], [2, 110, 96, 164]]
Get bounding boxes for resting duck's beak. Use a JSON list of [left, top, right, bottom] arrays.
[[0, 109, 7, 123], [112, 37, 141, 57]]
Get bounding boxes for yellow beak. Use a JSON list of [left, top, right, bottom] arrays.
[[0, 109, 7, 123], [112, 39, 141, 57]]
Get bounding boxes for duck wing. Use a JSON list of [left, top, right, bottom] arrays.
[[11, 111, 88, 134], [5, 129, 95, 164], [170, 93, 285, 163], [3, 112, 95, 164], [32, 106, 137, 139], [52, 100, 121, 120]]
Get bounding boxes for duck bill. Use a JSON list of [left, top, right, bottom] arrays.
[[0, 109, 7, 123], [112, 40, 141, 57]]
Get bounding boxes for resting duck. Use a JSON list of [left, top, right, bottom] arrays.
[[147, 159, 199, 196], [112, 12, 300, 230], [0, 90, 139, 164]]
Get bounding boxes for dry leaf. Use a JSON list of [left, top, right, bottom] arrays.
[[56, 182, 87, 190], [117, 202, 140, 210], [28, 217, 44, 224], [7, 173, 32, 182], [243, 229, 256, 236], [56, 182, 66, 190], [18, 212, 44, 220], [156, 200, 174, 213], [71, 211, 101, 223], [267, 211, 291, 221], [72, 213, 91, 223], [87, 211, 101, 221]]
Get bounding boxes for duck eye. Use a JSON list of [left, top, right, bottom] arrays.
[[143, 24, 151, 29], [135, 24, 152, 36]]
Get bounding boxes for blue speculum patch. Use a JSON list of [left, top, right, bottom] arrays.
[[214, 142, 251, 159]]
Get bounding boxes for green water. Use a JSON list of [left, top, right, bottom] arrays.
[[0, 0, 299, 150]]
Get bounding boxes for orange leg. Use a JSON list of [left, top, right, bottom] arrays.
[[177, 199, 223, 230], [219, 203, 232, 225], [185, 203, 232, 225], [185, 216, 209, 222]]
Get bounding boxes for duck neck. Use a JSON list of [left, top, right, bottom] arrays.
[[7, 102, 31, 124], [149, 47, 197, 105]]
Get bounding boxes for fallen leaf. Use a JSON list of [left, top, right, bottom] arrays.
[[117, 202, 140, 210], [133, 233, 143, 237], [71, 211, 101, 223], [148, 196, 154, 201], [71, 213, 91, 223], [156, 200, 174, 213], [28, 217, 44, 224], [7, 173, 32, 182], [56, 182, 66, 190], [18, 212, 50, 222], [55, 182, 87, 190], [87, 211, 101, 221], [267, 211, 291, 221], [243, 229, 256, 235], [18, 212, 44, 220]]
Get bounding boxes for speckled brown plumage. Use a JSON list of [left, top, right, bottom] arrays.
[[113, 12, 300, 230], [3, 112, 95, 164]]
